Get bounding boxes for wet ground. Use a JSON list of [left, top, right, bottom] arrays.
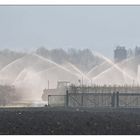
[[0, 107, 140, 135]]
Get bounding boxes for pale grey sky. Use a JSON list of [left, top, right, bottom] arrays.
[[0, 6, 140, 57]]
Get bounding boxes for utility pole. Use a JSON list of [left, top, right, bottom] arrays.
[[48, 80, 49, 89], [82, 76, 83, 87]]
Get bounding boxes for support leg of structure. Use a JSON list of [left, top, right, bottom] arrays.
[[66, 90, 69, 107]]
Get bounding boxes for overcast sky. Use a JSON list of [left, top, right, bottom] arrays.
[[0, 6, 140, 57]]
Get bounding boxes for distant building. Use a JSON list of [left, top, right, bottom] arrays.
[[114, 46, 127, 63], [127, 48, 134, 58], [135, 46, 140, 56]]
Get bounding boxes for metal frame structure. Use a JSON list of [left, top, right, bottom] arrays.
[[48, 91, 140, 108]]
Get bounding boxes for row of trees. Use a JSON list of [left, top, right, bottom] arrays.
[[0, 85, 21, 106], [0, 49, 25, 69], [36, 47, 103, 72], [0, 47, 104, 72]]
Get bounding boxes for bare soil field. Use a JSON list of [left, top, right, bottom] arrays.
[[0, 107, 140, 135]]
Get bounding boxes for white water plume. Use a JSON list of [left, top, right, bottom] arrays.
[[137, 65, 140, 85], [0, 50, 139, 105], [86, 61, 112, 78], [11, 54, 85, 101], [89, 51, 136, 85], [62, 62, 91, 83]]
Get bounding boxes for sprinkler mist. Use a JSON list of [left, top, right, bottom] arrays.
[[0, 51, 139, 106]]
